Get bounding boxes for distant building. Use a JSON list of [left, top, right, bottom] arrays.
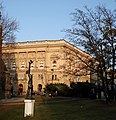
[[2, 40, 91, 95]]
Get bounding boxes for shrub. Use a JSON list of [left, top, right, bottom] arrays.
[[45, 83, 69, 96], [70, 82, 95, 98]]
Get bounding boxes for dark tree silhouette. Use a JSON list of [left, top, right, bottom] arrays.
[[0, 2, 19, 99], [0, 2, 19, 43], [64, 5, 116, 103]]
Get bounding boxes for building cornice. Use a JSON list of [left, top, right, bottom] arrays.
[[2, 39, 91, 57]]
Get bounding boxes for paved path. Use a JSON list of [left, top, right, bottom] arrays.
[[0, 97, 80, 105], [0, 98, 24, 104], [0, 97, 87, 107]]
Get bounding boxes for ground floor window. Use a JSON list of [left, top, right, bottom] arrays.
[[18, 84, 23, 95], [38, 74, 43, 80], [52, 75, 57, 80]]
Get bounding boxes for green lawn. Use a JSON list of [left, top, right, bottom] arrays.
[[0, 96, 116, 120]]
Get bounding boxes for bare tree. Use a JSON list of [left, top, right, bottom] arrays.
[[59, 46, 91, 84], [0, 2, 19, 43], [0, 2, 19, 99], [64, 5, 116, 103]]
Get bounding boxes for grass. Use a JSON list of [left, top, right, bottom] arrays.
[[0, 96, 116, 120]]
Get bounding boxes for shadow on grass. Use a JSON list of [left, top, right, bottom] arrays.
[[0, 96, 116, 120]]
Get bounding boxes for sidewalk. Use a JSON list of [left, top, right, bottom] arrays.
[[0, 97, 24, 104], [0, 96, 79, 105]]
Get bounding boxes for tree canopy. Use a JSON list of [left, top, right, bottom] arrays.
[[65, 5, 116, 56]]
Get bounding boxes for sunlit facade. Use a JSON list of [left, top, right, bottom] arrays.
[[2, 40, 90, 95]]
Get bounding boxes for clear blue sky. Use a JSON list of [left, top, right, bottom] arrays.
[[2, 0, 116, 42]]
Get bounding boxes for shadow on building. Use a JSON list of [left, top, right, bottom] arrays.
[[0, 59, 6, 99], [2, 43, 18, 98]]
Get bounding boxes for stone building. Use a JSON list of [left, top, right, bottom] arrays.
[[2, 40, 90, 95]]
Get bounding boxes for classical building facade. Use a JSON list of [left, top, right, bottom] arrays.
[[2, 40, 90, 95]]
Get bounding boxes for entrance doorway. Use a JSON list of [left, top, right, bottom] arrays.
[[18, 84, 23, 95], [38, 84, 42, 94]]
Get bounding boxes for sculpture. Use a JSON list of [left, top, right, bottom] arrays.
[[26, 60, 33, 98]]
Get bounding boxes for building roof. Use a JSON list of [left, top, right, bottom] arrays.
[[2, 39, 91, 58]]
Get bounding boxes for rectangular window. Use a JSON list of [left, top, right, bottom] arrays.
[[55, 75, 57, 80], [52, 75, 54, 80], [38, 74, 43, 80], [52, 75, 57, 80]]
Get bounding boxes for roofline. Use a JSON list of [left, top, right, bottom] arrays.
[[3, 39, 91, 57]]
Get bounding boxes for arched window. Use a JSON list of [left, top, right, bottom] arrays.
[[21, 62, 25, 69], [31, 63, 34, 69], [5, 62, 9, 69], [39, 61, 44, 69], [52, 60, 57, 68], [12, 62, 16, 70]]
